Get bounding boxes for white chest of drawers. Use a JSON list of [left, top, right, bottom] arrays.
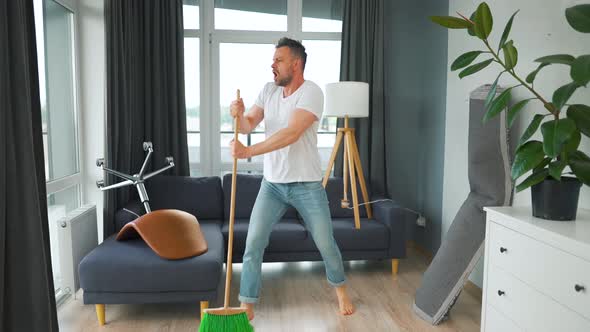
[[482, 207, 590, 332]]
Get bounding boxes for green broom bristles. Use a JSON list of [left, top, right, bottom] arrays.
[[199, 312, 254, 332]]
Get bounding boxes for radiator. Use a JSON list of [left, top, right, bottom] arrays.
[[57, 204, 98, 299]]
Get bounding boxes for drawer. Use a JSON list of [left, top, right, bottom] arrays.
[[486, 264, 590, 332], [483, 305, 523, 332], [488, 221, 590, 320]]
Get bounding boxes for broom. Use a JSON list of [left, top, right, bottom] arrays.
[[199, 90, 254, 332]]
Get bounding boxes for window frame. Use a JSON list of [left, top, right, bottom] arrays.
[[40, 0, 83, 211], [35, 0, 83, 306]]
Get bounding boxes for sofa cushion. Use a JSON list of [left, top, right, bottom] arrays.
[[79, 223, 223, 293], [324, 177, 369, 218], [296, 218, 389, 252], [332, 218, 389, 250], [221, 218, 307, 254], [146, 175, 224, 220], [222, 174, 297, 219]]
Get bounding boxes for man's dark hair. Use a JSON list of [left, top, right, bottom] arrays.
[[276, 37, 307, 71]]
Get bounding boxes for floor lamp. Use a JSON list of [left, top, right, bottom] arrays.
[[322, 82, 372, 229]]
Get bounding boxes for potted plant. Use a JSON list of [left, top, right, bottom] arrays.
[[431, 2, 590, 220]]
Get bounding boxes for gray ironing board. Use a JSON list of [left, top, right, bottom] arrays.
[[413, 85, 513, 324]]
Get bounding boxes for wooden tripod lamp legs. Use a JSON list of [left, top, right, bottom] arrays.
[[323, 131, 343, 188], [350, 132, 372, 219], [346, 132, 361, 228], [322, 124, 372, 229]]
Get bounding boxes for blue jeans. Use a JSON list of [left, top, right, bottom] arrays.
[[238, 179, 346, 304]]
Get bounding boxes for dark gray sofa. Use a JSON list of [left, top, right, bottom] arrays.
[[220, 174, 410, 263], [79, 174, 414, 325]]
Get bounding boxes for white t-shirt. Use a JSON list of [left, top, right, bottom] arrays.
[[254, 80, 324, 183]]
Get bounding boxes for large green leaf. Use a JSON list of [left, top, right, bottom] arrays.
[[507, 99, 531, 127], [474, 2, 493, 39], [502, 41, 518, 70], [451, 51, 484, 71], [541, 118, 577, 158], [498, 10, 519, 51], [516, 169, 549, 192], [484, 72, 504, 108], [519, 114, 545, 146], [485, 81, 498, 110], [548, 160, 567, 180], [467, 11, 477, 36], [552, 82, 580, 111], [431, 16, 473, 29], [569, 151, 590, 185], [512, 140, 546, 180], [534, 157, 552, 172], [566, 4, 590, 33], [526, 63, 549, 84], [459, 59, 493, 78], [570, 55, 590, 86], [535, 54, 575, 65], [567, 104, 590, 137], [565, 130, 582, 153], [484, 88, 512, 122]]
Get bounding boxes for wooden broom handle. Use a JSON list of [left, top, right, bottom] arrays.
[[224, 89, 240, 308]]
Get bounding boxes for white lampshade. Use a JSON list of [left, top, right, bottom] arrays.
[[324, 81, 369, 118]]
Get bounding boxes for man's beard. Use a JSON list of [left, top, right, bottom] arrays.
[[275, 73, 293, 87]]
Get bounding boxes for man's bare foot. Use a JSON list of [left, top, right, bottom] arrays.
[[335, 285, 355, 316], [240, 302, 255, 321]]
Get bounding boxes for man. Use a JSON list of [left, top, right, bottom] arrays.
[[229, 37, 355, 321]]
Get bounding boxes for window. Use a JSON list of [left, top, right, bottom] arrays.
[[185, 37, 201, 175], [219, 43, 273, 166], [183, 0, 200, 29], [302, 0, 343, 32], [184, 0, 343, 176], [215, 0, 288, 31], [39, 0, 79, 181], [34, 0, 81, 304]]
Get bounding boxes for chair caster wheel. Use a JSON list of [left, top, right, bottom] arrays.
[[341, 200, 350, 208], [96, 180, 105, 188], [96, 158, 104, 167]]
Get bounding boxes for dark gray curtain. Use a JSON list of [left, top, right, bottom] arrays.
[[104, 0, 190, 238], [335, 0, 386, 195], [0, 1, 59, 331]]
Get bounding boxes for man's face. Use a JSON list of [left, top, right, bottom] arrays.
[[272, 46, 297, 86]]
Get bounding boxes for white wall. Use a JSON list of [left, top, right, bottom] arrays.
[[443, 0, 590, 287], [77, 0, 105, 241]]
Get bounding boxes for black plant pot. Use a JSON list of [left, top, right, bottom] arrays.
[[531, 177, 582, 221]]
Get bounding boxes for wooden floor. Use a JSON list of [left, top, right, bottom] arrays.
[[58, 248, 481, 332]]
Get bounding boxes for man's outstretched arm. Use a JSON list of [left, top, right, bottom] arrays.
[[231, 109, 317, 159]]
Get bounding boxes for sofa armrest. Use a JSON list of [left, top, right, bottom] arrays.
[[372, 197, 416, 258], [114, 200, 144, 232]]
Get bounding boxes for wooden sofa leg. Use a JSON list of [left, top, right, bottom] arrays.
[[392, 259, 400, 277], [96, 304, 105, 326], [200, 301, 209, 318]]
